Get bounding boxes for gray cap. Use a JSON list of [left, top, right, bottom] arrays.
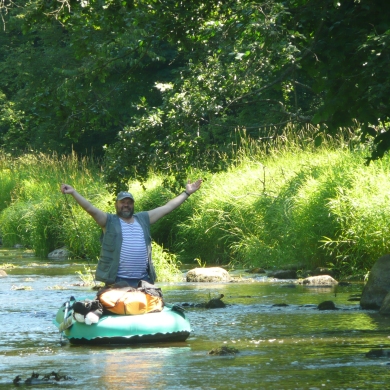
[[116, 191, 134, 201]]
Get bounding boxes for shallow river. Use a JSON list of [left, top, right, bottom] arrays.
[[1, 249, 390, 389]]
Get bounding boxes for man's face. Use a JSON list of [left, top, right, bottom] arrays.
[[115, 198, 134, 219]]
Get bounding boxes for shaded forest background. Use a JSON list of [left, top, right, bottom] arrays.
[[1, 0, 390, 193]]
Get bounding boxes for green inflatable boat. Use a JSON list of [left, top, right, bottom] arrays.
[[53, 297, 191, 345]]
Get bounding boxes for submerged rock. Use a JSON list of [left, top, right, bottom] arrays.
[[181, 294, 227, 309], [13, 375, 22, 385], [205, 294, 226, 309], [13, 371, 73, 385], [208, 346, 239, 355], [268, 269, 297, 279], [365, 349, 390, 358], [347, 294, 361, 302], [318, 300, 337, 310], [246, 267, 266, 274]]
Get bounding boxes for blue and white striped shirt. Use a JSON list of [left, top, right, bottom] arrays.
[[117, 219, 148, 280]]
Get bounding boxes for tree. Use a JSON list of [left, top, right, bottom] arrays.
[[290, 0, 390, 161], [0, 0, 182, 155], [1, 0, 390, 192]]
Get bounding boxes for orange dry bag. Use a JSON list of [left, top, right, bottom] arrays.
[[98, 287, 164, 315]]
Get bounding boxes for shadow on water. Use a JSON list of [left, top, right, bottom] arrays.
[[1, 248, 390, 389]]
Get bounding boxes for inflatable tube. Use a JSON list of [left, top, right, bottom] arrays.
[[53, 298, 191, 345]]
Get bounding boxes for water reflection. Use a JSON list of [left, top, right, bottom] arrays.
[[92, 346, 190, 389]]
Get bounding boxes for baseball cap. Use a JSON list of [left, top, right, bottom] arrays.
[[116, 191, 134, 201]]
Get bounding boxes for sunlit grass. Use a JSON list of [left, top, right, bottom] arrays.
[[75, 265, 99, 287], [173, 131, 390, 276], [152, 242, 183, 283]]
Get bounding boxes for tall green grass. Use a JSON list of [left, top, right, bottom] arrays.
[[0, 151, 101, 257], [0, 151, 17, 212], [1, 129, 390, 278], [173, 131, 390, 276]]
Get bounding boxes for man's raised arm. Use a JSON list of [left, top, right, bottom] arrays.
[[61, 184, 107, 228], [148, 179, 202, 224]]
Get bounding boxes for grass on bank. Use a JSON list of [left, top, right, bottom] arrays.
[[1, 132, 390, 279]]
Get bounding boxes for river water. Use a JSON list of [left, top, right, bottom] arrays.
[[1, 248, 390, 389]]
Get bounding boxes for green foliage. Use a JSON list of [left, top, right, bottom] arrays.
[[75, 266, 101, 287], [0, 151, 15, 213], [100, 0, 390, 189], [0, 0, 180, 156], [0, 151, 102, 256], [0, 196, 64, 256], [321, 160, 390, 275], [151, 242, 182, 283], [2, 0, 390, 191]]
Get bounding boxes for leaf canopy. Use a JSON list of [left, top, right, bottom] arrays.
[[1, 0, 390, 191]]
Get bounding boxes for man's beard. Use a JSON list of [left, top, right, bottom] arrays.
[[117, 209, 134, 219]]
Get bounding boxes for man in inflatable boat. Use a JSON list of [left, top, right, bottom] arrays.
[[60, 179, 202, 287]]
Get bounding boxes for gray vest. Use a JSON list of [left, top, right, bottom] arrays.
[[95, 212, 156, 284]]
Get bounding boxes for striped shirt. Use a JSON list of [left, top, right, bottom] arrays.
[[117, 218, 148, 280]]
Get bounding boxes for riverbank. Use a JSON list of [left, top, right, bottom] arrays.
[[1, 140, 390, 279]]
